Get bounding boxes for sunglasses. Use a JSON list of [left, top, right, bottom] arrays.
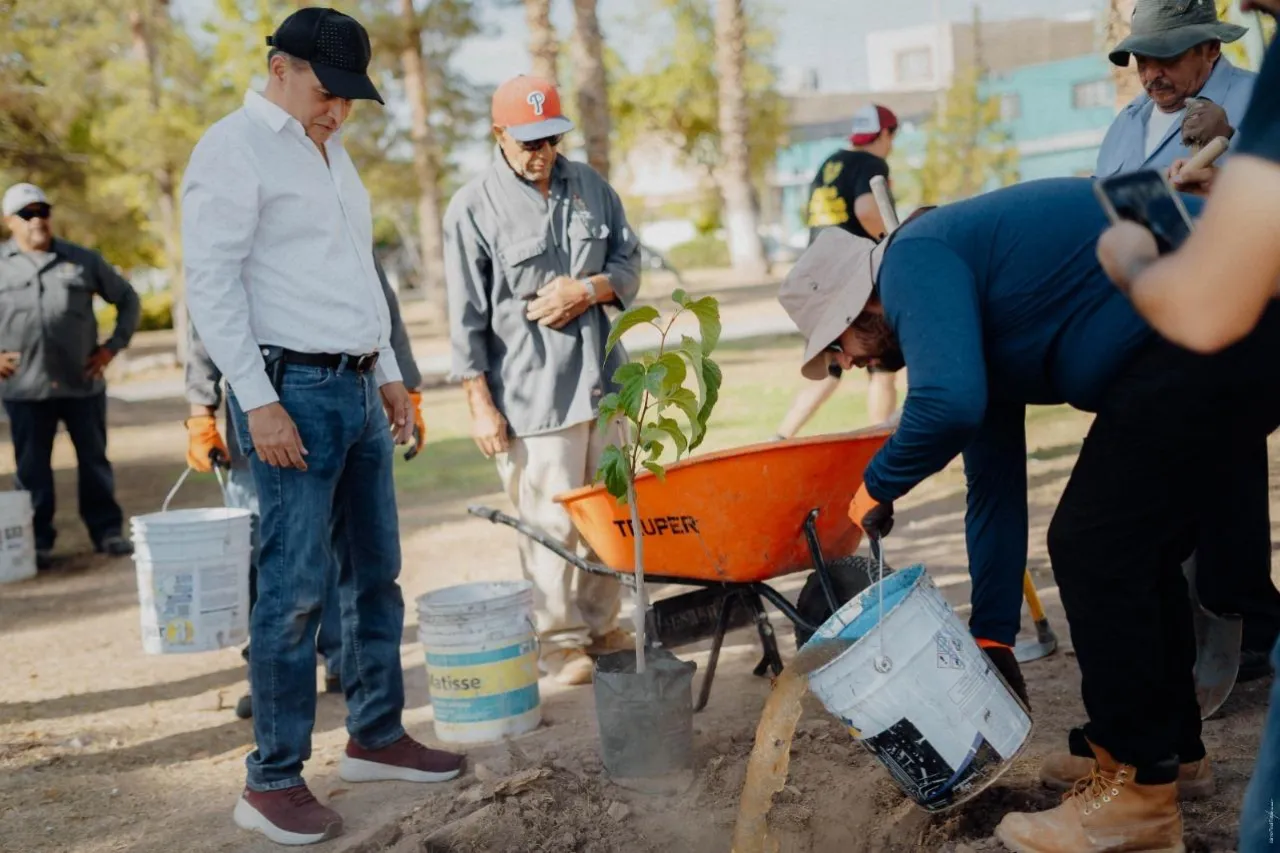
[[824, 342, 844, 379], [515, 134, 562, 152], [16, 204, 51, 221]]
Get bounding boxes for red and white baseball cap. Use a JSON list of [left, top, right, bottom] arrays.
[[851, 104, 899, 146], [492, 75, 575, 143]]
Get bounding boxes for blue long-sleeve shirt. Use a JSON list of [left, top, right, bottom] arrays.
[[863, 178, 1201, 638]]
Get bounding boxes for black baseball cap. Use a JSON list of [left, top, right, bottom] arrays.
[[266, 7, 384, 104]]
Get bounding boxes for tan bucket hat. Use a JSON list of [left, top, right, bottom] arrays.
[[778, 228, 888, 380]]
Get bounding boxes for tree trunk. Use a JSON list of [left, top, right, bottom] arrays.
[[526, 0, 558, 84], [571, 0, 611, 179], [1107, 0, 1143, 110], [713, 0, 768, 277], [130, 0, 187, 361], [399, 0, 447, 321]]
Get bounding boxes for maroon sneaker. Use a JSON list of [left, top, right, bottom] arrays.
[[232, 784, 343, 846], [339, 734, 465, 784]]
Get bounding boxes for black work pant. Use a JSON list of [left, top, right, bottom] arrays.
[[1048, 305, 1280, 771], [1198, 434, 1280, 653], [3, 393, 123, 551]]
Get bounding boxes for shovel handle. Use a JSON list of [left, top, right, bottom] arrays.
[[1183, 136, 1229, 173], [869, 175, 900, 237], [1023, 571, 1047, 623]]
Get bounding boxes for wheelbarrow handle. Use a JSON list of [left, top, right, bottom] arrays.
[[466, 505, 636, 588]]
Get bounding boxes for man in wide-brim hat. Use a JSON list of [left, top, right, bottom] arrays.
[[1097, 0, 1254, 179]]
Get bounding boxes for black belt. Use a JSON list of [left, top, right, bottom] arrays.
[[277, 349, 379, 373]]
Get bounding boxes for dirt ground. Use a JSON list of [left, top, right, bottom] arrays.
[[1, 371, 1276, 853]]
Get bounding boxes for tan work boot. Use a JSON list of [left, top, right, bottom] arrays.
[[586, 628, 635, 656], [1040, 729, 1214, 801], [996, 742, 1184, 853], [542, 649, 595, 686]]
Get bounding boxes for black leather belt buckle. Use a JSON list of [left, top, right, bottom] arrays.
[[353, 352, 379, 373]]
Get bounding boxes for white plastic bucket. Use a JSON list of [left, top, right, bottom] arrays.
[[129, 468, 252, 654], [0, 490, 35, 585], [417, 581, 541, 745], [802, 565, 1032, 813]]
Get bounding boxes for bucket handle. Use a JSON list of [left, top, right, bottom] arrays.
[[869, 537, 892, 674], [161, 465, 229, 513]]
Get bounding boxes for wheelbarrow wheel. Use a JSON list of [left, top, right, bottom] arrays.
[[793, 555, 894, 649]]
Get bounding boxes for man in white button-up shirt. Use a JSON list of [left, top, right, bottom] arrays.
[[180, 8, 462, 847]]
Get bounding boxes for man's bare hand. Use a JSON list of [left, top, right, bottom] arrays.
[[0, 352, 20, 380], [247, 402, 309, 470], [469, 401, 510, 458], [1097, 221, 1160, 295], [380, 381, 415, 445], [525, 276, 590, 330], [84, 346, 114, 380], [1169, 157, 1218, 197]]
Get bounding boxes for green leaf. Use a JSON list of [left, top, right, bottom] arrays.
[[688, 356, 722, 451], [657, 351, 687, 393], [654, 416, 689, 459], [663, 386, 703, 445], [597, 392, 622, 424], [596, 444, 632, 502], [644, 362, 668, 396], [685, 295, 722, 353], [643, 461, 667, 481], [643, 438, 664, 462], [672, 288, 688, 306], [619, 371, 647, 422], [606, 305, 661, 357]]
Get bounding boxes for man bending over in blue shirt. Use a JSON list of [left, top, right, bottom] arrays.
[[779, 176, 1280, 851]]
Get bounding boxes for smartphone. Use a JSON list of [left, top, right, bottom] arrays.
[[1094, 170, 1195, 255]]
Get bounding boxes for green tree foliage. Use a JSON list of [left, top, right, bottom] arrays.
[[608, 0, 785, 184], [901, 69, 1018, 208]]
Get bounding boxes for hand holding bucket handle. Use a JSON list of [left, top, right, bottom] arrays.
[[161, 464, 229, 513], [849, 483, 895, 540]]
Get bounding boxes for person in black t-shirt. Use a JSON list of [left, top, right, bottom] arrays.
[[806, 104, 898, 243], [775, 104, 902, 441]]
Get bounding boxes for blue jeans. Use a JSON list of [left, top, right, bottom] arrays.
[[230, 364, 405, 791], [225, 432, 342, 677], [1240, 638, 1280, 851]]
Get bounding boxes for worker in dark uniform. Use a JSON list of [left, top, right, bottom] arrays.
[[184, 258, 425, 720], [774, 104, 901, 441], [0, 183, 141, 567]]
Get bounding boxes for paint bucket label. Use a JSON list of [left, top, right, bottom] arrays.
[[425, 639, 540, 724]]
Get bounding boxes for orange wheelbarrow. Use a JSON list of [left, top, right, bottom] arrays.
[[468, 426, 892, 711]]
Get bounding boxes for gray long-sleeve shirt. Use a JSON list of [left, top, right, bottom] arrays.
[[444, 154, 641, 437], [0, 238, 141, 401], [186, 258, 422, 449]]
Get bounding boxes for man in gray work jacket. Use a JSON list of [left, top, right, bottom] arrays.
[[0, 183, 140, 566], [185, 258, 424, 720], [444, 75, 642, 686]]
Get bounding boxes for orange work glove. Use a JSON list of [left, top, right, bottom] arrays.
[[404, 390, 427, 461], [849, 482, 895, 540], [185, 414, 229, 473]]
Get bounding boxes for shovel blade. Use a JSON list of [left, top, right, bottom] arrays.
[[1184, 556, 1243, 720], [1014, 619, 1059, 663]]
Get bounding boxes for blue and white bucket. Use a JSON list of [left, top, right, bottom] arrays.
[[802, 565, 1032, 813], [417, 581, 541, 745]]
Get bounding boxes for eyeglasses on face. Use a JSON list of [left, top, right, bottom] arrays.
[[16, 204, 51, 221], [515, 134, 562, 152], [825, 342, 844, 379]]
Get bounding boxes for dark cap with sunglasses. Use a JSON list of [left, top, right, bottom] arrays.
[[492, 75, 575, 143], [3, 183, 51, 219]]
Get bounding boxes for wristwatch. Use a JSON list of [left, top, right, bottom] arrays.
[[580, 278, 599, 306]]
